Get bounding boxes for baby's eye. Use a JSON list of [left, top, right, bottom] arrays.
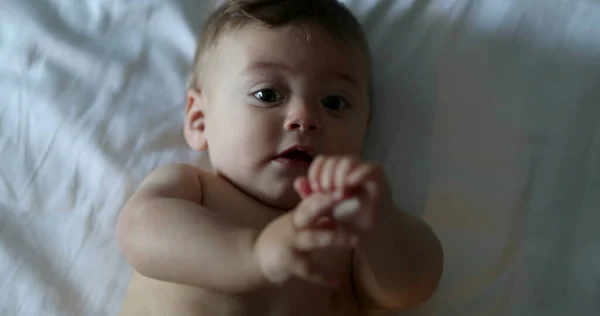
[[321, 95, 349, 111], [254, 89, 284, 103]]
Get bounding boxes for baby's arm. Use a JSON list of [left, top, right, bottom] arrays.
[[353, 203, 444, 312], [116, 164, 266, 293], [117, 163, 357, 293], [303, 156, 444, 313]]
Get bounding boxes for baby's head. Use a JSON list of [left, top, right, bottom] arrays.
[[184, 0, 371, 209]]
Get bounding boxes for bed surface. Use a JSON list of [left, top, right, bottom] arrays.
[[1, 0, 599, 315]]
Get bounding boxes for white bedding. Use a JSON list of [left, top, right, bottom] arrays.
[[1, 0, 599, 315]]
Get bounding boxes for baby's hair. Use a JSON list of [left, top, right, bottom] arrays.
[[187, 0, 371, 91]]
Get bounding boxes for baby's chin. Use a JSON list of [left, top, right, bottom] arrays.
[[214, 167, 301, 211], [249, 175, 304, 211], [257, 188, 301, 211]]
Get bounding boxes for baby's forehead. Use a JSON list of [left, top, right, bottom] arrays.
[[213, 24, 369, 79]]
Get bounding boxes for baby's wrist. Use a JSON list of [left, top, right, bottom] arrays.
[[240, 229, 273, 291]]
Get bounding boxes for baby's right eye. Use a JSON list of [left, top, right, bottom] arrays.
[[254, 89, 284, 103]]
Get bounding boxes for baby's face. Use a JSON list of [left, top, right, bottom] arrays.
[[186, 24, 370, 209]]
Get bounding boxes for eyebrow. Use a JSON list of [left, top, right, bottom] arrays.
[[329, 71, 360, 88], [245, 61, 360, 88], [246, 61, 290, 72]]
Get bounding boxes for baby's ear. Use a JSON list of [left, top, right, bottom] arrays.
[[184, 89, 208, 151]]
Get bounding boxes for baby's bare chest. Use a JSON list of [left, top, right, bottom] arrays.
[[121, 272, 361, 316]]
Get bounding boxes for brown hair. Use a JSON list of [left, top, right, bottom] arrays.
[[187, 0, 371, 90]]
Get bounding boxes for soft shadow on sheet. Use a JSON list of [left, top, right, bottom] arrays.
[[351, 0, 600, 315]]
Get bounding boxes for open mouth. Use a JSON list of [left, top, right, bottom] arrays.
[[275, 146, 315, 167]]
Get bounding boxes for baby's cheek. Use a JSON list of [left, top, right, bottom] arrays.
[[329, 134, 363, 156]]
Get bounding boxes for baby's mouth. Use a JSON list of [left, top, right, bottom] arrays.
[[274, 146, 315, 168]]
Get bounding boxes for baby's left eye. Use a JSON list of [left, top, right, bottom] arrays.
[[321, 95, 349, 111]]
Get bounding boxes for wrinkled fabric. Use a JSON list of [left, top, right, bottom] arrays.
[[0, 0, 598, 315]]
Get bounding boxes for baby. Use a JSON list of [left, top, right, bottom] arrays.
[[116, 0, 443, 315]]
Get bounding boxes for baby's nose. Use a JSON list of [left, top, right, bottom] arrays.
[[284, 117, 321, 132]]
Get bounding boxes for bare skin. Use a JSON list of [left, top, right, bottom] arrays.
[[118, 164, 361, 316]]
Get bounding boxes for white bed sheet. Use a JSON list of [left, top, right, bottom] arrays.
[[1, 0, 599, 315]]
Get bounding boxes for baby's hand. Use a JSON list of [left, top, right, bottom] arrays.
[[253, 192, 356, 287], [294, 156, 391, 232]]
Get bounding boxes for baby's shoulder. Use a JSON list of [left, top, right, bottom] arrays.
[[144, 163, 240, 202], [145, 163, 219, 183], [143, 163, 204, 179], [144, 164, 279, 228], [135, 163, 214, 204]]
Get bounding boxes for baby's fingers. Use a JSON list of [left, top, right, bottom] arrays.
[[293, 177, 313, 199], [292, 229, 358, 251], [308, 156, 326, 192], [293, 193, 339, 228], [345, 163, 383, 191], [290, 256, 339, 287]]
